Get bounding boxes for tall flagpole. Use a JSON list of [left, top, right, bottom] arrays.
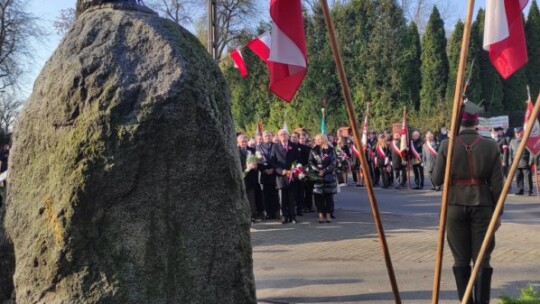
[[431, 0, 476, 302], [461, 94, 540, 303], [320, 1, 401, 303]]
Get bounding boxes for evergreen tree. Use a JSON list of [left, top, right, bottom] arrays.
[[364, 0, 408, 129], [419, 6, 449, 115], [446, 20, 464, 105], [525, 0, 540, 99], [401, 22, 422, 111]]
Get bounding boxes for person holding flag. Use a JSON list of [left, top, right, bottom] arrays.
[[410, 131, 424, 189], [431, 101, 504, 304]]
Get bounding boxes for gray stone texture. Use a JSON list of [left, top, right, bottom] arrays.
[[4, 4, 255, 304]]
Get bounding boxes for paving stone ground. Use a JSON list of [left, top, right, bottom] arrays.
[[252, 185, 540, 304]]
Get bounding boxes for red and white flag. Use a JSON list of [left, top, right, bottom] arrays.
[[524, 100, 540, 156], [247, 31, 272, 64], [256, 121, 263, 136], [400, 107, 408, 158], [483, 0, 529, 79], [229, 48, 248, 78], [268, 0, 308, 102], [361, 103, 370, 147]]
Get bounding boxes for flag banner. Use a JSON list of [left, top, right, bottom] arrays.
[[320, 108, 326, 134], [268, 0, 308, 102], [361, 104, 370, 147], [229, 48, 248, 78], [282, 120, 289, 133], [399, 108, 408, 158], [351, 144, 361, 159], [484, 0, 529, 79], [247, 32, 272, 64], [256, 121, 263, 136], [524, 100, 540, 156]]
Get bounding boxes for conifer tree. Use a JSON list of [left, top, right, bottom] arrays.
[[446, 20, 464, 105], [401, 22, 422, 111], [525, 0, 540, 99], [420, 6, 449, 115]]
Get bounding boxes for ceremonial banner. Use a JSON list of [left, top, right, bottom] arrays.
[[247, 32, 271, 64], [229, 48, 248, 77], [477, 116, 510, 137], [399, 107, 408, 158], [320, 108, 326, 134], [484, 0, 529, 79], [256, 121, 263, 136], [524, 100, 540, 156], [268, 0, 308, 102]]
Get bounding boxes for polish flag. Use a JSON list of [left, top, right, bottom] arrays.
[[400, 107, 408, 159], [229, 48, 248, 78], [268, 0, 308, 102], [483, 0, 529, 79], [247, 32, 272, 64], [524, 100, 540, 156]]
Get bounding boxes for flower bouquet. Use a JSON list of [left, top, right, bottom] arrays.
[[243, 151, 265, 178], [285, 162, 321, 182]]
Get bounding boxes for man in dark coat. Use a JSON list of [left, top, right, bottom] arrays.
[[432, 101, 504, 304], [270, 129, 301, 224], [238, 134, 262, 222], [298, 132, 314, 213], [291, 131, 310, 215], [491, 127, 510, 179], [509, 127, 534, 195], [422, 131, 439, 191], [257, 131, 279, 219]]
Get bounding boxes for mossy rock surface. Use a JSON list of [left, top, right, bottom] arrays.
[[4, 5, 255, 304]]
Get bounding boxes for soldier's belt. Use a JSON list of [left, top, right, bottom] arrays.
[[451, 178, 488, 186]]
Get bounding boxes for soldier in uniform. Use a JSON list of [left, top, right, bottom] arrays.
[[508, 127, 534, 195], [390, 132, 407, 189], [432, 101, 504, 304]]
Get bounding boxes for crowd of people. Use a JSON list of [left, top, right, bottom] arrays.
[[236, 123, 536, 225]]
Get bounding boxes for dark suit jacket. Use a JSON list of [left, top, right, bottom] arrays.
[[297, 143, 311, 166], [256, 143, 276, 185], [270, 141, 300, 189]]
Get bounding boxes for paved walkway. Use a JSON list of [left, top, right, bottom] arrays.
[[252, 185, 540, 303]]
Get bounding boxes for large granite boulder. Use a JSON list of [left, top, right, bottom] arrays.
[[3, 1, 255, 303]]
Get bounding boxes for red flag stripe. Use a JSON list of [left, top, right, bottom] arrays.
[[247, 32, 271, 63], [229, 48, 248, 78]]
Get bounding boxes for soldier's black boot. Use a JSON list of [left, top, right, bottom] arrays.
[[474, 267, 493, 304], [453, 266, 474, 304]]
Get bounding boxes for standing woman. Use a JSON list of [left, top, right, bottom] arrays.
[[309, 134, 338, 223], [374, 134, 391, 188], [422, 131, 440, 191]]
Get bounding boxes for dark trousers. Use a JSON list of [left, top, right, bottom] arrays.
[[296, 182, 305, 214], [314, 193, 334, 215], [245, 182, 262, 218], [412, 164, 424, 187], [378, 167, 390, 188], [279, 183, 298, 220], [304, 182, 314, 211], [446, 205, 495, 268], [262, 184, 279, 218], [394, 167, 407, 186], [515, 167, 533, 193], [372, 163, 380, 185], [428, 170, 437, 189]]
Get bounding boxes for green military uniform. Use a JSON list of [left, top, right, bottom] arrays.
[[431, 102, 504, 304]]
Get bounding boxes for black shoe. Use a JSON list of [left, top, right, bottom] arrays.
[[515, 191, 524, 195], [528, 192, 534, 196], [330, 214, 336, 219], [281, 220, 288, 224], [431, 187, 436, 190], [297, 212, 304, 216], [413, 186, 420, 190]]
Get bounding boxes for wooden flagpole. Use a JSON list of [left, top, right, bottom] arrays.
[[404, 106, 412, 190], [431, 0, 476, 302], [461, 94, 540, 303], [535, 158, 539, 197], [320, 1, 401, 303]]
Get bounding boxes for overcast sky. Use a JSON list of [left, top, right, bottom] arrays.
[[23, 0, 516, 99]]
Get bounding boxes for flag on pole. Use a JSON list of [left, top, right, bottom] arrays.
[[524, 99, 540, 156], [255, 121, 263, 136], [321, 108, 326, 134], [247, 32, 272, 64], [361, 103, 370, 147], [282, 120, 289, 133], [229, 48, 248, 78], [483, 0, 529, 79], [400, 107, 408, 158], [268, 0, 308, 102]]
